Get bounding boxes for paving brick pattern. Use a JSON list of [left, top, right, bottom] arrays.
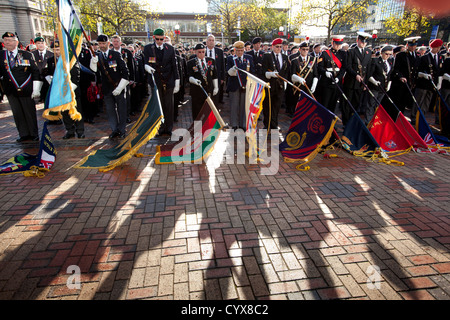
[[0, 88, 449, 300]]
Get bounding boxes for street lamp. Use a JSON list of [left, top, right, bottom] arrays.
[[278, 26, 284, 37], [175, 24, 180, 44]]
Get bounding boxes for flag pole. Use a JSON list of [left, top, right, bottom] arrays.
[[197, 83, 226, 128], [429, 78, 450, 114]]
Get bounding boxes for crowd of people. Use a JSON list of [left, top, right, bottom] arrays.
[[1, 28, 450, 143]]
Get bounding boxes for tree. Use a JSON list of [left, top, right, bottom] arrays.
[[384, 6, 433, 40], [292, 0, 375, 43], [43, 0, 152, 36], [200, 0, 289, 44]]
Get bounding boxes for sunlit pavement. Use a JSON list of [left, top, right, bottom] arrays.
[[0, 89, 449, 300]]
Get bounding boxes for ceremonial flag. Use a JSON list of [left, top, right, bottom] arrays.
[[279, 92, 337, 170], [341, 113, 380, 156], [0, 113, 56, 177], [368, 105, 412, 153], [43, 2, 79, 121], [75, 86, 163, 171], [394, 112, 429, 151], [438, 95, 450, 136], [156, 97, 224, 164], [58, 0, 84, 68], [245, 74, 267, 159]]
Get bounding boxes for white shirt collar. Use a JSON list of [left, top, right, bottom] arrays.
[[9, 48, 18, 56]]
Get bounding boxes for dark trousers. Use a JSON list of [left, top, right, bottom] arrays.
[[316, 85, 339, 114], [8, 94, 38, 138], [158, 85, 174, 133], [104, 92, 127, 134], [263, 88, 283, 129], [191, 94, 206, 121], [342, 88, 363, 125], [62, 92, 84, 135]]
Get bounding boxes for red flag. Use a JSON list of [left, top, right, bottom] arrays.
[[368, 105, 412, 152], [394, 112, 428, 150]]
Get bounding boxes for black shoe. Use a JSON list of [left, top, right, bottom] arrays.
[[118, 132, 126, 139], [31, 136, 39, 142], [126, 118, 132, 123], [16, 136, 30, 142], [62, 133, 75, 139], [109, 131, 119, 139], [77, 133, 85, 139]]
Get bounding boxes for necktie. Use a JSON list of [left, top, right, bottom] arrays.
[[202, 60, 206, 72], [276, 54, 281, 71], [209, 50, 213, 58], [435, 54, 439, 67], [104, 52, 107, 60], [383, 60, 388, 73], [9, 51, 15, 68]]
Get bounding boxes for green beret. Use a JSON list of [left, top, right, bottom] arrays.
[[34, 36, 45, 43], [153, 28, 165, 36]]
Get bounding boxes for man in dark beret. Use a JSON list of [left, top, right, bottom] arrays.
[[0, 32, 42, 142], [143, 28, 180, 135], [90, 34, 130, 139], [32, 36, 53, 103]]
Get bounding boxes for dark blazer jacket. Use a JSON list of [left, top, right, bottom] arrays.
[[113, 47, 135, 82], [290, 54, 318, 88], [367, 56, 393, 92], [95, 49, 129, 95], [317, 49, 346, 87], [205, 47, 225, 82], [262, 51, 289, 93], [0, 49, 40, 97], [32, 49, 54, 76], [187, 56, 218, 96], [247, 49, 265, 79], [416, 52, 444, 91], [225, 54, 255, 92], [391, 50, 420, 87], [344, 46, 372, 90], [43, 56, 80, 87], [143, 42, 179, 89]]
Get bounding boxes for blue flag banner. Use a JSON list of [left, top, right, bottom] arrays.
[[279, 92, 337, 170], [416, 106, 450, 154], [341, 113, 405, 165], [0, 112, 56, 177]]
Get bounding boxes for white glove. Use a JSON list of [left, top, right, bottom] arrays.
[[112, 78, 130, 96], [189, 76, 202, 86], [31, 81, 43, 99], [45, 75, 53, 84], [71, 83, 78, 91], [213, 79, 219, 96], [418, 72, 432, 80], [437, 76, 443, 90], [325, 71, 333, 79], [90, 56, 98, 72], [386, 81, 392, 92], [292, 74, 305, 85], [311, 78, 318, 93], [265, 71, 278, 79], [173, 79, 180, 94], [369, 76, 381, 87], [145, 64, 155, 74], [227, 66, 237, 76], [443, 73, 450, 82]]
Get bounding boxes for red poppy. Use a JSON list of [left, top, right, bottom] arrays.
[[109, 55, 112, 59], [207, 60, 212, 66]]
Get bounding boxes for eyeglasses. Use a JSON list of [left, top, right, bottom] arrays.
[[197, 50, 205, 54], [382, 52, 392, 55], [155, 37, 164, 41], [301, 48, 309, 51], [275, 45, 282, 48]]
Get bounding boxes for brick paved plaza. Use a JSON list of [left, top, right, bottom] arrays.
[[0, 91, 449, 301]]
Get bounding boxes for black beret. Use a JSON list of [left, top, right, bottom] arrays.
[[2, 32, 17, 39], [381, 45, 393, 52], [252, 37, 262, 44], [50, 40, 60, 48], [299, 41, 309, 48], [245, 41, 251, 46], [97, 34, 109, 42], [194, 43, 205, 50]]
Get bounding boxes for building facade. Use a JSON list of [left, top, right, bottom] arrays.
[[0, 0, 53, 46]]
